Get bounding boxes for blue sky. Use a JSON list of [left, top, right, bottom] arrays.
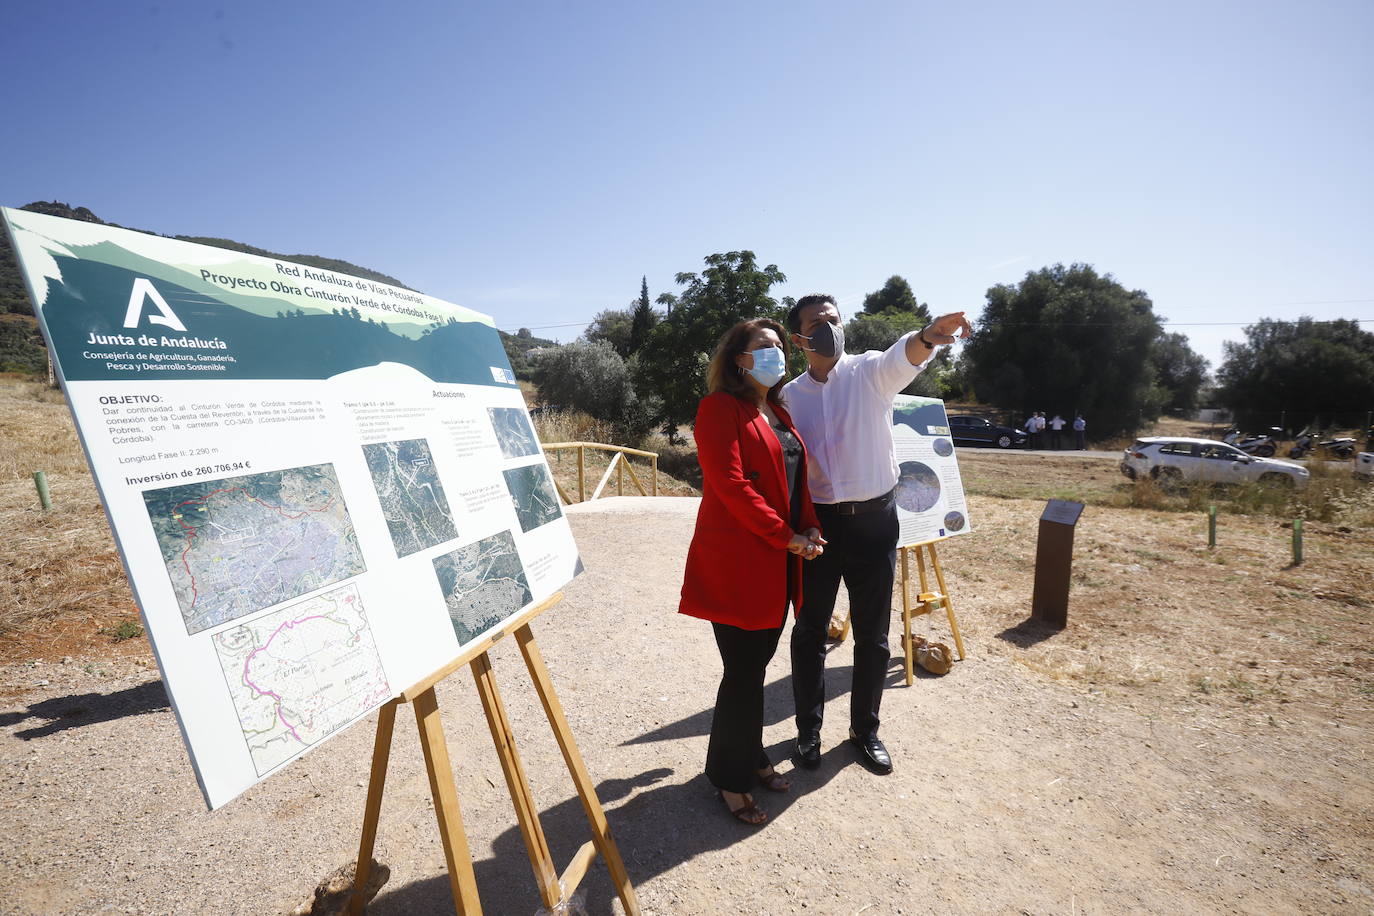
[[3, 1, 1370, 371]]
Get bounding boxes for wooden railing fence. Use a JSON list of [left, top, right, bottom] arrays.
[[542, 442, 659, 504]]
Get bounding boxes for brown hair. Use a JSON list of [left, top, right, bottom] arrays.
[[786, 293, 838, 333], [707, 318, 791, 403]]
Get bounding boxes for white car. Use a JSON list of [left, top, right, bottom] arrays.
[[1357, 452, 1374, 480], [1120, 437, 1310, 488]]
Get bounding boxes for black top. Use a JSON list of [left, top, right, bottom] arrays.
[[769, 419, 804, 530]]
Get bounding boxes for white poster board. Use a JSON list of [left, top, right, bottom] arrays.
[[3, 208, 581, 809], [891, 394, 974, 546]]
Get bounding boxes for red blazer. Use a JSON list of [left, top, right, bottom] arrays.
[[679, 390, 822, 630]]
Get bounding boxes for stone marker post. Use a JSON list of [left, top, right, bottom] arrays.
[[1031, 499, 1084, 628]]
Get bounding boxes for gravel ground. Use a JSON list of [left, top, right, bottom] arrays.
[[2, 495, 1370, 915]]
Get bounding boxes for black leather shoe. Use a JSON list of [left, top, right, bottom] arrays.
[[794, 733, 822, 770], [848, 730, 893, 775]]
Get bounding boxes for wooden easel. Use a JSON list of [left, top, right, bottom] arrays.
[[831, 540, 967, 686], [347, 593, 640, 915]]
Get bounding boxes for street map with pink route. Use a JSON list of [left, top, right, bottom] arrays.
[[211, 583, 390, 776]]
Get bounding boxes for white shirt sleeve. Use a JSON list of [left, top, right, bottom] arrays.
[[865, 331, 934, 399]]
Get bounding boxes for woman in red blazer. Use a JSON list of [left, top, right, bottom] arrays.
[[679, 317, 824, 826]]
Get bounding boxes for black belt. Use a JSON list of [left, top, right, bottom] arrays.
[[817, 489, 894, 516]]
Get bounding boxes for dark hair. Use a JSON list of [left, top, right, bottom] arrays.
[[786, 294, 838, 334], [707, 318, 791, 403]]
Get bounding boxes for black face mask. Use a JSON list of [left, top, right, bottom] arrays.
[[797, 321, 844, 358]]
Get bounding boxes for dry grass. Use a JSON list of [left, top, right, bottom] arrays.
[[957, 447, 1374, 529], [0, 377, 140, 658], [945, 494, 1374, 721]]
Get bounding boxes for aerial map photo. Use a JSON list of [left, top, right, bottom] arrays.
[[894, 460, 943, 513], [142, 463, 367, 635], [431, 529, 533, 644], [502, 463, 563, 532], [487, 406, 540, 459], [361, 438, 459, 557]]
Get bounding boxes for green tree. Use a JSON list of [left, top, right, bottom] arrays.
[[635, 251, 787, 438], [1216, 317, 1374, 430], [582, 308, 635, 357], [844, 310, 924, 354], [964, 263, 1164, 438], [861, 275, 927, 317], [1150, 330, 1210, 414], [629, 276, 657, 355]]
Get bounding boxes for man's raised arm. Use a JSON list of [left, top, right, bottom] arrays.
[[905, 310, 974, 365]]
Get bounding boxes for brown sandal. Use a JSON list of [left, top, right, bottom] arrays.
[[756, 767, 791, 793], [719, 790, 768, 825]]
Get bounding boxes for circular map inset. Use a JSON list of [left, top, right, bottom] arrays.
[[932, 438, 954, 458], [944, 511, 966, 532], [895, 461, 942, 513]]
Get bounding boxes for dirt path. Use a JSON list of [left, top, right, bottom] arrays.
[[2, 495, 1371, 915]]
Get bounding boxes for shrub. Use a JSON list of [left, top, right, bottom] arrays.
[[531, 340, 661, 445]]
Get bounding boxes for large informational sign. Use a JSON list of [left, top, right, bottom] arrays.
[[891, 394, 974, 546], [3, 208, 581, 810]]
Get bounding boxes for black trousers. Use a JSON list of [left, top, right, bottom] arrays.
[[706, 621, 783, 793], [791, 500, 898, 740]]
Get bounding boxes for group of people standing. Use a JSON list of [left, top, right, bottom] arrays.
[[1024, 411, 1087, 450], [678, 295, 972, 825]]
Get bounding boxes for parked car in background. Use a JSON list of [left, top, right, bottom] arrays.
[[1356, 452, 1374, 480], [1120, 437, 1310, 488], [948, 415, 1027, 449]]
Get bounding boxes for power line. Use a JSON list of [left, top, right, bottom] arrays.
[[498, 316, 1374, 333]]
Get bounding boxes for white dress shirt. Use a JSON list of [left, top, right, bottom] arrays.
[[782, 332, 934, 504]]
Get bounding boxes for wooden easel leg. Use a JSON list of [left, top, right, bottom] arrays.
[[900, 548, 914, 686], [348, 700, 398, 916], [414, 687, 484, 915], [515, 625, 643, 916], [928, 543, 967, 660], [470, 651, 562, 911]]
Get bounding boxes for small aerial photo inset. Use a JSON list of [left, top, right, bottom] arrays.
[[142, 463, 366, 635], [894, 460, 942, 514], [362, 438, 459, 557], [502, 463, 563, 533], [944, 510, 967, 532], [487, 406, 540, 459], [431, 529, 534, 644], [932, 437, 954, 457]]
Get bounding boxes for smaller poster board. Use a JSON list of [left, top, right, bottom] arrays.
[[890, 395, 974, 547]]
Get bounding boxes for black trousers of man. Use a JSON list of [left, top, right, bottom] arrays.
[[706, 621, 783, 793], [791, 498, 899, 741]]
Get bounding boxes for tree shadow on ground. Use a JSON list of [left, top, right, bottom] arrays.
[[994, 618, 1063, 649], [1, 679, 169, 740]]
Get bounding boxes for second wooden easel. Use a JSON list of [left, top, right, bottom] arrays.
[[347, 593, 640, 915], [831, 539, 967, 685]]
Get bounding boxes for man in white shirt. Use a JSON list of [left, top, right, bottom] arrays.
[[782, 294, 971, 774], [1049, 414, 1066, 450]]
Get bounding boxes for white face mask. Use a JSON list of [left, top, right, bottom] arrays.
[[744, 345, 786, 386]]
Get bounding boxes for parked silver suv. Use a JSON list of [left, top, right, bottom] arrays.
[[1120, 437, 1310, 487]]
